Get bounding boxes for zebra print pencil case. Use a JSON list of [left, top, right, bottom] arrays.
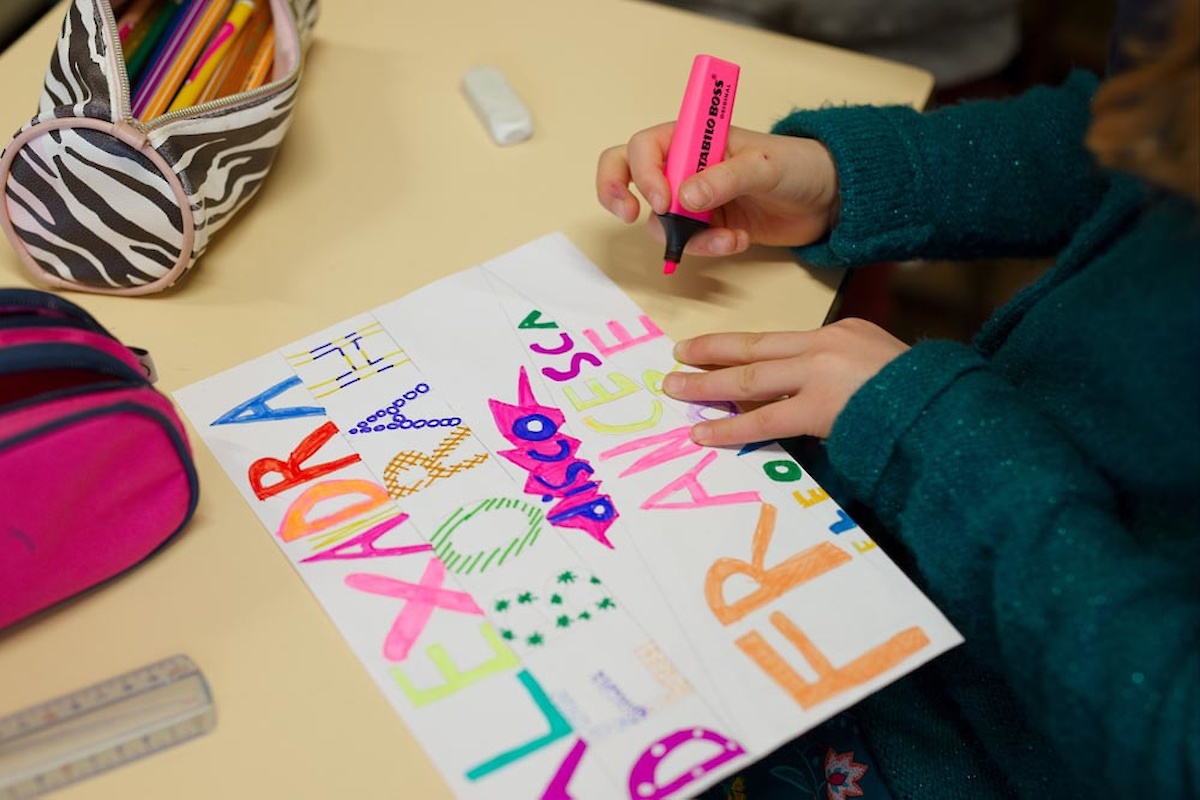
[[0, 0, 319, 295]]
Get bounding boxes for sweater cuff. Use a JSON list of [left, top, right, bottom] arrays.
[[825, 340, 987, 504], [772, 105, 936, 267]]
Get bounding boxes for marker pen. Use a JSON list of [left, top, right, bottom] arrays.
[[660, 54, 740, 275]]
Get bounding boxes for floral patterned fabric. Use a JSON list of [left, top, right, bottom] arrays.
[[700, 713, 893, 800]]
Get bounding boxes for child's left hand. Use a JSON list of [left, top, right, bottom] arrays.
[[663, 318, 910, 444]]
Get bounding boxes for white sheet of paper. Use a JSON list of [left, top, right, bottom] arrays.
[[173, 232, 962, 799]]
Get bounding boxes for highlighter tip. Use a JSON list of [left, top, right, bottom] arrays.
[[663, 260, 677, 275]]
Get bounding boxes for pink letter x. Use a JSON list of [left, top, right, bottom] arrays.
[[346, 559, 483, 662]]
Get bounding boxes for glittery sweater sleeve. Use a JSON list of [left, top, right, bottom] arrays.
[[771, 70, 1109, 267], [825, 343, 1200, 794], [818, 170, 1200, 796]]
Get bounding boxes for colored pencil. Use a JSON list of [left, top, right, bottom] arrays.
[[242, 23, 274, 91], [121, 0, 161, 64], [126, 0, 184, 88], [169, 0, 256, 111], [199, 0, 268, 102], [116, 0, 156, 41], [135, 0, 232, 120]]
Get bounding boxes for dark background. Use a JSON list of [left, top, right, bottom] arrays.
[[2, 0, 1120, 343]]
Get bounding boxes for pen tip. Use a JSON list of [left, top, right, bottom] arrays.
[[663, 260, 677, 275]]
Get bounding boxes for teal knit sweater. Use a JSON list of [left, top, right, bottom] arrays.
[[771, 71, 1200, 798]]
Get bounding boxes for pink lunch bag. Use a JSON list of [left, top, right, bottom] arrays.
[[0, 288, 198, 628]]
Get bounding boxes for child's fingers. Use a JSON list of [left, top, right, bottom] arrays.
[[627, 123, 675, 215], [689, 398, 816, 446], [664, 359, 801, 403], [674, 331, 817, 367], [644, 216, 749, 257], [679, 147, 784, 213], [595, 145, 639, 222], [683, 228, 751, 256]]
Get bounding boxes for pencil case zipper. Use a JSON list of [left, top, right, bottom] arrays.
[[0, 339, 149, 416], [98, 0, 302, 131], [0, 290, 157, 379], [0, 288, 111, 333], [0, 341, 147, 384]]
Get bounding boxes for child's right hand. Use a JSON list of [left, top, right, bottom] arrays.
[[596, 123, 841, 257]]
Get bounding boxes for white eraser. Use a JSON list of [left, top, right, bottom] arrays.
[[461, 66, 534, 146]]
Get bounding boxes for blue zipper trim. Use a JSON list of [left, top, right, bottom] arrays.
[[1, 292, 154, 377], [0, 341, 148, 384], [0, 316, 105, 332], [0, 288, 112, 337]]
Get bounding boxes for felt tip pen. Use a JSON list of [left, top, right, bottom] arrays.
[[660, 54, 740, 275]]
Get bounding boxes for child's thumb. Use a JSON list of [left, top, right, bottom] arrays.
[[679, 154, 778, 212]]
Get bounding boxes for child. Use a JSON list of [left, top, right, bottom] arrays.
[[594, 0, 1199, 796]]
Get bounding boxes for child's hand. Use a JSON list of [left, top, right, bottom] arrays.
[[596, 123, 840, 257], [663, 319, 909, 444]]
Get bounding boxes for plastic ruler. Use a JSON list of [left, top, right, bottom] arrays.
[[0, 655, 215, 799]]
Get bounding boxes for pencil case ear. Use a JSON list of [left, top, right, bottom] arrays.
[[0, 0, 319, 296]]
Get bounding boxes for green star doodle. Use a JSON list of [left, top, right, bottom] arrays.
[[498, 570, 614, 647]]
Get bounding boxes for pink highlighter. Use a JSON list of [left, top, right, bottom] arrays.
[[660, 54, 740, 275]]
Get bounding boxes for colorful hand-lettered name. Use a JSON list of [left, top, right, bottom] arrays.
[[488, 367, 619, 548]]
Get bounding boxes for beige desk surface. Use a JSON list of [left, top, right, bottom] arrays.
[[0, 2, 930, 797]]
